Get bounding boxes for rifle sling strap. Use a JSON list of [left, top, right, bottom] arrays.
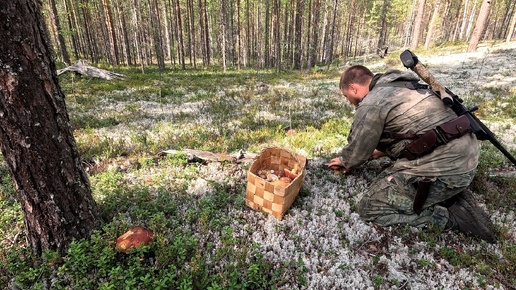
[[413, 178, 433, 214]]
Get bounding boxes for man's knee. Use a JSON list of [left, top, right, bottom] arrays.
[[356, 196, 370, 219], [356, 174, 414, 220]]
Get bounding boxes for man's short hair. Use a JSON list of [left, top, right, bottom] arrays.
[[340, 65, 374, 90]]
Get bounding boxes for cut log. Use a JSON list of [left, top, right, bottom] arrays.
[[56, 60, 125, 80]]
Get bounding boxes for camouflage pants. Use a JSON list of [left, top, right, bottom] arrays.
[[357, 169, 476, 230]]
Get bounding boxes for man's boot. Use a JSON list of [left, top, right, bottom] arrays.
[[445, 189, 497, 243]]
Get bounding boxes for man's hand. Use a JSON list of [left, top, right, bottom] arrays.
[[371, 149, 385, 159], [327, 157, 347, 172]]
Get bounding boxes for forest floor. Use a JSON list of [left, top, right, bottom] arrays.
[[1, 41, 515, 289]]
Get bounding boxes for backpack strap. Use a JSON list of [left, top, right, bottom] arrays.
[[373, 80, 428, 90], [376, 81, 430, 141]]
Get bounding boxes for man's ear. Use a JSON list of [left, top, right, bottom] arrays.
[[348, 83, 357, 95]]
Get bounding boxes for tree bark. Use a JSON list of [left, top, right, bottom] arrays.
[[424, 0, 442, 49], [116, 2, 132, 65], [293, 0, 304, 69], [150, 0, 166, 70], [64, 0, 81, 60], [321, 0, 338, 65], [198, 0, 208, 67], [284, 1, 293, 68], [237, 0, 242, 70], [507, 3, 516, 42], [0, 0, 101, 255], [80, 0, 97, 62], [132, 0, 145, 73], [500, 1, 515, 39], [264, 0, 271, 67], [102, 0, 119, 65], [272, 0, 281, 70], [377, 0, 390, 51], [220, 0, 228, 71], [458, 0, 472, 41], [186, 0, 197, 68], [48, 0, 71, 64], [174, 0, 186, 69], [467, 0, 491, 52], [410, 0, 426, 50]]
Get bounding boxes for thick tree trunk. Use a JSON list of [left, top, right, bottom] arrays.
[[467, 0, 491, 52], [0, 0, 101, 255]]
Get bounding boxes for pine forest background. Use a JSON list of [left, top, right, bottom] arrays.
[[44, 0, 516, 71]]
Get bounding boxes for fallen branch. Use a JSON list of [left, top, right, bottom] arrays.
[[160, 149, 257, 164], [57, 60, 125, 80]]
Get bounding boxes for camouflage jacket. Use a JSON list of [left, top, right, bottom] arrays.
[[340, 69, 479, 176]]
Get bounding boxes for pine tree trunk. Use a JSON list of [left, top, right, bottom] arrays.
[[167, 0, 177, 65], [63, 0, 79, 60], [245, 0, 251, 66], [186, 0, 197, 68], [198, 0, 207, 67], [271, 0, 280, 70], [0, 0, 101, 256], [500, 1, 515, 39], [102, 0, 119, 65], [264, 0, 271, 67], [293, 0, 304, 69], [424, 0, 442, 49], [117, 3, 132, 65], [410, 0, 426, 50], [325, 0, 337, 66], [377, 0, 390, 51], [467, 0, 491, 52], [458, 0, 471, 41], [220, 0, 227, 71], [507, 5, 516, 42], [48, 0, 71, 64], [284, 1, 293, 68], [150, 0, 165, 70], [80, 0, 97, 62], [132, 0, 145, 72], [174, 0, 186, 69]]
